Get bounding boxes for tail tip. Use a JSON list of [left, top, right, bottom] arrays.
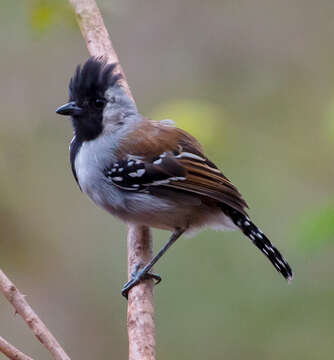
[[287, 272, 294, 284]]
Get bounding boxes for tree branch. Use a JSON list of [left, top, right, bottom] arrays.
[[68, 1, 156, 359], [126, 226, 155, 360], [68, 0, 133, 101], [0, 336, 34, 360], [0, 269, 71, 360]]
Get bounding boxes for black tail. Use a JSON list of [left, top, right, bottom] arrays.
[[221, 205, 293, 281]]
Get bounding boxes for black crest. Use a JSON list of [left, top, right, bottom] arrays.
[[69, 57, 122, 103]]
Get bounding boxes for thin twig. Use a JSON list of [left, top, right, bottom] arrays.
[[68, 1, 156, 359], [0, 336, 34, 360], [0, 269, 71, 360]]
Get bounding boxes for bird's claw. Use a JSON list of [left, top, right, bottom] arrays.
[[121, 266, 162, 299]]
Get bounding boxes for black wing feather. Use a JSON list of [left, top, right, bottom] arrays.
[[104, 154, 186, 191]]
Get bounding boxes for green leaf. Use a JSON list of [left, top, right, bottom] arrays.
[[30, 1, 55, 32], [29, 0, 75, 34]]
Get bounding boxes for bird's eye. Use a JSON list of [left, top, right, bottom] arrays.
[[90, 98, 105, 110]]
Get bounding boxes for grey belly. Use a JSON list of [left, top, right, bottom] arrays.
[[85, 181, 207, 230], [79, 171, 235, 233]]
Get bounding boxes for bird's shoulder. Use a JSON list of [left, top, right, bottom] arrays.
[[116, 119, 203, 160]]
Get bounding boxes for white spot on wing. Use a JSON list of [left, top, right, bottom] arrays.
[[136, 169, 146, 177], [127, 154, 144, 161], [128, 169, 146, 177], [160, 119, 176, 126], [207, 166, 222, 174], [153, 158, 163, 165], [169, 176, 186, 181], [151, 180, 170, 185], [176, 152, 206, 162], [113, 177, 123, 181]]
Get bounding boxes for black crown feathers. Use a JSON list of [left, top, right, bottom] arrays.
[[69, 57, 122, 102]]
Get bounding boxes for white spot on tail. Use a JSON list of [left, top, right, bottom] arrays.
[[277, 259, 286, 268]]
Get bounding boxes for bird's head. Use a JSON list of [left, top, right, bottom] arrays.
[[56, 57, 137, 141]]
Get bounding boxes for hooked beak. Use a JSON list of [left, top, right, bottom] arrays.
[[56, 101, 82, 116]]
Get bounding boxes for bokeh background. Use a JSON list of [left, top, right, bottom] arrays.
[[1, 0, 334, 359]]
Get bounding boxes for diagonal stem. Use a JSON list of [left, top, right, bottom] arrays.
[[0, 269, 70, 360], [0, 336, 34, 360]]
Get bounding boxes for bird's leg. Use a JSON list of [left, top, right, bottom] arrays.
[[122, 228, 185, 298]]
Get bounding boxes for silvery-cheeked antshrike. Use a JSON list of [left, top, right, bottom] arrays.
[[56, 58, 293, 298]]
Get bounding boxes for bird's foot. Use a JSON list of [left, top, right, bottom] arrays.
[[121, 263, 161, 299]]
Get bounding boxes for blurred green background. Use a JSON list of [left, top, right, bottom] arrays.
[[1, 0, 334, 359]]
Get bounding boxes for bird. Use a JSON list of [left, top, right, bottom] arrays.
[[56, 57, 293, 298]]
